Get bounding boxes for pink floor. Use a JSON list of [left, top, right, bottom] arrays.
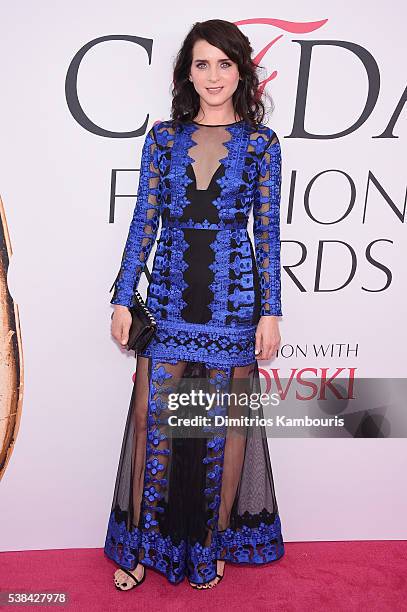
[[1, 541, 406, 611]]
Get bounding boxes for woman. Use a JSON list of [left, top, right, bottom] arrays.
[[104, 19, 285, 590]]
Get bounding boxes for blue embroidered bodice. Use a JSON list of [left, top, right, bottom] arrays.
[[110, 119, 282, 326]]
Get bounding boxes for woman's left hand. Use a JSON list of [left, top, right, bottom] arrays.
[[255, 316, 281, 360]]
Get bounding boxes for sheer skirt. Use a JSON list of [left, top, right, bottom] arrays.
[[104, 354, 284, 585]]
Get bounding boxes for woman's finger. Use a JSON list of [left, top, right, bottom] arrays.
[[121, 324, 129, 345], [255, 332, 262, 355]]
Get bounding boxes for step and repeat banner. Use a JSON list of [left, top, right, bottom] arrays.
[[0, 1, 406, 551]]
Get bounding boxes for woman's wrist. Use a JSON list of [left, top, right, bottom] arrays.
[[111, 304, 130, 319]]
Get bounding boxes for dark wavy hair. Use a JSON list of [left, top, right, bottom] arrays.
[[170, 19, 273, 128]]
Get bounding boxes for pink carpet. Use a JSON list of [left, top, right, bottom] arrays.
[[1, 542, 406, 611]]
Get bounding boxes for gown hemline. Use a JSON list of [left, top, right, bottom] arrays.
[[104, 547, 286, 587], [104, 509, 285, 585]]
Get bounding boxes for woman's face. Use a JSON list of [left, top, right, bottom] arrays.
[[189, 39, 240, 111]]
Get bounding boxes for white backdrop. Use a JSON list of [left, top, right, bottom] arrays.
[[0, 0, 406, 552]]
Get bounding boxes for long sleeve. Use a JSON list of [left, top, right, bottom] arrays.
[[109, 125, 161, 306], [253, 131, 282, 316]]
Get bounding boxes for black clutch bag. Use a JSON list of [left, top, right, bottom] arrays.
[[126, 289, 157, 353], [111, 288, 157, 353]]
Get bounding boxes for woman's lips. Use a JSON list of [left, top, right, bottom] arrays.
[[206, 87, 223, 94]]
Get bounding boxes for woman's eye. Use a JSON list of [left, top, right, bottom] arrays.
[[195, 62, 232, 69]]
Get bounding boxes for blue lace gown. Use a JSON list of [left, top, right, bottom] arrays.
[[104, 118, 285, 585]]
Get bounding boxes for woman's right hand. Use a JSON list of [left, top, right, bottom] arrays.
[[111, 305, 132, 347]]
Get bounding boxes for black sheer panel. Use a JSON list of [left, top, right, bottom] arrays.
[[189, 125, 232, 191]]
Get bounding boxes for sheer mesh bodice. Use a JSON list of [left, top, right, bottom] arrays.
[[188, 122, 233, 190], [104, 118, 285, 585]]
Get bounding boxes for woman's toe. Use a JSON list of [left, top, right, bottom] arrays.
[[114, 568, 136, 590]]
